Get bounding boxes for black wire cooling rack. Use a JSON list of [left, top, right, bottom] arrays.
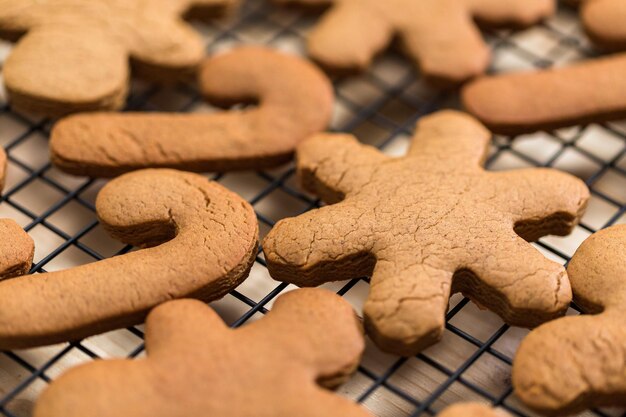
[[1, 1, 626, 416]]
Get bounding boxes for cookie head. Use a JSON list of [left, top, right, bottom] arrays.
[[0, 0, 239, 116], [581, 0, 626, 50], [272, 0, 555, 84], [0, 169, 258, 349], [34, 289, 370, 417], [513, 225, 626, 415], [49, 46, 334, 177], [263, 110, 589, 356]]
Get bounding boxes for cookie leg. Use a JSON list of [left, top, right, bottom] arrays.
[[460, 234, 571, 327], [364, 260, 453, 356], [306, 2, 393, 72], [488, 169, 589, 241], [263, 203, 376, 286]]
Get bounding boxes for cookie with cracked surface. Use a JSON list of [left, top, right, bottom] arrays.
[[0, 0, 239, 117], [462, 53, 626, 135], [263, 110, 589, 356], [0, 169, 258, 349], [271, 0, 555, 84], [34, 289, 370, 417], [581, 0, 626, 50], [438, 403, 512, 417], [0, 219, 34, 281], [49, 46, 334, 177], [0, 147, 6, 193], [513, 225, 626, 415]]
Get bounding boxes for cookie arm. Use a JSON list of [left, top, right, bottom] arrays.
[[263, 203, 376, 286], [128, 18, 207, 80], [364, 259, 454, 356], [297, 133, 387, 203], [460, 233, 572, 328], [489, 169, 589, 241], [306, 1, 393, 72], [467, 0, 555, 28]]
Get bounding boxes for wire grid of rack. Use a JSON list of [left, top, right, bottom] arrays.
[[0, 1, 625, 416]]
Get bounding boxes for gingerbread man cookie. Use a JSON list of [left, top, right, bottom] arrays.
[[462, 54, 626, 135], [0, 219, 34, 281], [0, 0, 239, 117], [0, 169, 258, 349], [438, 403, 511, 417], [581, 0, 626, 50], [263, 110, 589, 356], [514, 225, 626, 415], [272, 0, 555, 83], [49, 47, 334, 177], [0, 147, 6, 193], [34, 289, 370, 417]]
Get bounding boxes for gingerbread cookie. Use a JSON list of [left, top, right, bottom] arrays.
[[49, 47, 334, 177], [0, 169, 258, 349], [272, 0, 555, 83], [0, 219, 34, 281], [438, 403, 511, 417], [34, 289, 369, 417], [0, 0, 239, 117], [0, 147, 6, 193], [462, 53, 626, 135], [263, 110, 589, 356], [581, 0, 626, 50], [513, 225, 626, 415]]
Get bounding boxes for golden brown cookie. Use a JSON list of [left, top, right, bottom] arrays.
[[581, 0, 626, 50], [272, 0, 555, 84], [0, 147, 6, 193], [0, 219, 34, 280], [0, 0, 239, 117], [263, 110, 589, 356], [49, 46, 334, 177], [462, 53, 626, 135], [438, 403, 511, 417], [513, 225, 626, 416], [34, 289, 369, 417], [0, 169, 258, 349]]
